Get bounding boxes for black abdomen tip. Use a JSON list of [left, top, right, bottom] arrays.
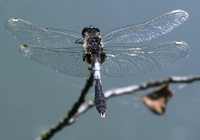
[[95, 93, 106, 118]]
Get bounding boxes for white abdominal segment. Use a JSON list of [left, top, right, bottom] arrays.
[[93, 61, 101, 80]]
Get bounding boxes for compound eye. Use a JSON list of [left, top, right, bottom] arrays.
[[82, 27, 89, 37], [95, 28, 100, 33]]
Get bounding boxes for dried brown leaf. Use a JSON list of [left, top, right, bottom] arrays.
[[133, 84, 173, 115]]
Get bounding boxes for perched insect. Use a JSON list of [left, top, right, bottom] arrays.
[[5, 9, 190, 118]]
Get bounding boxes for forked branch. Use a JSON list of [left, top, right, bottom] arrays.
[[37, 75, 200, 140]]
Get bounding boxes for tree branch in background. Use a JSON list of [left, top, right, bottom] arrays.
[[37, 75, 200, 140], [38, 72, 93, 140]]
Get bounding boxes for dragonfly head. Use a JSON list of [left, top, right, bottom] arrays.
[[82, 25, 100, 38]]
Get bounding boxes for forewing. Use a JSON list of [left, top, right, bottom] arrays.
[[19, 45, 90, 77], [102, 10, 189, 45], [5, 18, 81, 48], [101, 41, 190, 77]]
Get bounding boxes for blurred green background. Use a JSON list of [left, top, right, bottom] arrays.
[[0, 0, 200, 140]]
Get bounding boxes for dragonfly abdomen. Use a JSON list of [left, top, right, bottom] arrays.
[[93, 60, 106, 118]]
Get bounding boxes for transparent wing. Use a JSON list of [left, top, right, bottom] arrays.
[[19, 45, 90, 77], [5, 18, 82, 48], [102, 10, 189, 45], [101, 41, 190, 77]]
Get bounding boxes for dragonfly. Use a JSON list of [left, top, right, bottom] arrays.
[[5, 9, 190, 118]]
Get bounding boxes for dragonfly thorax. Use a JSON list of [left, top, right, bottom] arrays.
[[87, 37, 102, 54], [83, 36, 106, 65]]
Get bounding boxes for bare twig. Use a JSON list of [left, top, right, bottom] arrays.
[[38, 73, 93, 140], [37, 75, 200, 140], [104, 75, 200, 98]]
